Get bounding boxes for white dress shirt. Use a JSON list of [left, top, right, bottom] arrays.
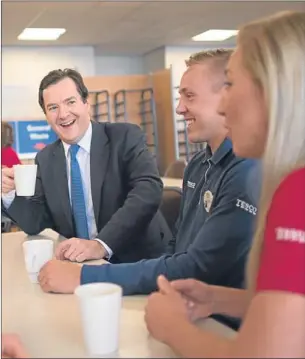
[[2, 123, 113, 258]]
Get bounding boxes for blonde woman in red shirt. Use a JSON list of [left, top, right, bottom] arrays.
[[145, 10, 305, 358]]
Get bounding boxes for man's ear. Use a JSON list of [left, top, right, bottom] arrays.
[[85, 99, 91, 114]]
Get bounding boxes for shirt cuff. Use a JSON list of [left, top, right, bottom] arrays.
[[2, 190, 16, 209], [91, 238, 113, 259], [81, 264, 107, 284]]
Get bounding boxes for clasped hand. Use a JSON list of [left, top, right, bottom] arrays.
[[55, 237, 106, 262], [144, 276, 214, 343]]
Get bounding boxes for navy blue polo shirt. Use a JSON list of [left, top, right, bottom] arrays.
[[81, 138, 259, 297]]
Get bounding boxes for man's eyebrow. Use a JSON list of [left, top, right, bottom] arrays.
[[178, 88, 187, 95], [46, 102, 57, 109], [46, 96, 76, 108], [64, 96, 77, 102]]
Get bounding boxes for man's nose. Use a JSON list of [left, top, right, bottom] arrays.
[[176, 98, 187, 115], [58, 105, 70, 120]]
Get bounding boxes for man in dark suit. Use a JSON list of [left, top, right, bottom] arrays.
[[1, 69, 167, 263]]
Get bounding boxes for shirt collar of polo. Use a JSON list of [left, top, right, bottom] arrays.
[[204, 137, 232, 165]]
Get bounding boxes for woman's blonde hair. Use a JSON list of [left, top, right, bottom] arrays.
[[237, 11, 305, 291]]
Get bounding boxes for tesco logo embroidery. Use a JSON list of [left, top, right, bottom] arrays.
[[276, 227, 305, 244], [236, 199, 257, 215], [187, 181, 196, 189]]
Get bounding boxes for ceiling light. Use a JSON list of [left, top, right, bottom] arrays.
[[18, 28, 66, 41], [192, 29, 238, 42]]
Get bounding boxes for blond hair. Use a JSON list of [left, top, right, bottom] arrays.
[[238, 11, 305, 291], [186, 49, 233, 91], [186, 48, 233, 67]]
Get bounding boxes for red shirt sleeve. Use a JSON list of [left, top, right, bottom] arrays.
[[256, 167, 305, 294]]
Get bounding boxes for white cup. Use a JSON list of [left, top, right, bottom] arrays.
[[22, 239, 54, 283], [75, 283, 123, 357], [13, 164, 37, 196]]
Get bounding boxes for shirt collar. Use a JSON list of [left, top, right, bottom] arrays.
[[62, 122, 92, 158], [204, 137, 233, 165]]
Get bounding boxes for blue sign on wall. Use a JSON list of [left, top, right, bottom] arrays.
[[4, 120, 58, 159]]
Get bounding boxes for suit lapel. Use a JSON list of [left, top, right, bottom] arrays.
[[52, 141, 74, 233], [90, 122, 109, 226]]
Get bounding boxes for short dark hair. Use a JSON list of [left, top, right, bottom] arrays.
[[2, 122, 14, 148], [38, 68, 89, 113]]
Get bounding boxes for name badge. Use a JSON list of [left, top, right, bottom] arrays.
[[203, 190, 213, 212]]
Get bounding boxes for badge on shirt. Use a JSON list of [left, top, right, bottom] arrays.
[[203, 190, 213, 212]]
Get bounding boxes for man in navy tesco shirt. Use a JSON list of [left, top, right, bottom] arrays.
[[39, 50, 259, 321]]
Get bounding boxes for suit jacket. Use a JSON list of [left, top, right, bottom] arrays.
[[4, 121, 169, 263]]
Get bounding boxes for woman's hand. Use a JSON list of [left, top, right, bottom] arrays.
[[144, 276, 190, 343], [2, 334, 28, 358], [171, 278, 214, 321]]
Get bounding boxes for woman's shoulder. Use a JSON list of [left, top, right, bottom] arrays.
[[1, 146, 21, 166], [256, 166, 305, 294], [276, 167, 305, 193], [271, 167, 305, 210]]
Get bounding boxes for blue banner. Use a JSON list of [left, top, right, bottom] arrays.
[[4, 120, 58, 159]]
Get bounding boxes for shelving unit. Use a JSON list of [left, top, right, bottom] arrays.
[[89, 90, 111, 123], [138, 88, 159, 159], [113, 88, 159, 164]]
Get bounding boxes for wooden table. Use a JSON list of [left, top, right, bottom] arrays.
[[2, 230, 236, 358], [161, 177, 183, 188]]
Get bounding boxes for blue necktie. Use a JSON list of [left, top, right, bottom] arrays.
[[70, 144, 89, 239]]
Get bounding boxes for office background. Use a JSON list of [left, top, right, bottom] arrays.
[[2, 1, 303, 172]]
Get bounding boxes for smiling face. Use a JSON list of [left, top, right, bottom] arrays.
[[218, 49, 268, 158], [43, 77, 91, 144], [176, 62, 228, 151]]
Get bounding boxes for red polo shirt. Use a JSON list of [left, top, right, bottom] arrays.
[[256, 167, 305, 294], [1, 146, 21, 168]]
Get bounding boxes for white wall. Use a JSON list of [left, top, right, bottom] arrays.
[[2, 46, 145, 119], [95, 55, 144, 75], [2, 46, 96, 119], [2, 44, 234, 119], [143, 47, 166, 74]]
